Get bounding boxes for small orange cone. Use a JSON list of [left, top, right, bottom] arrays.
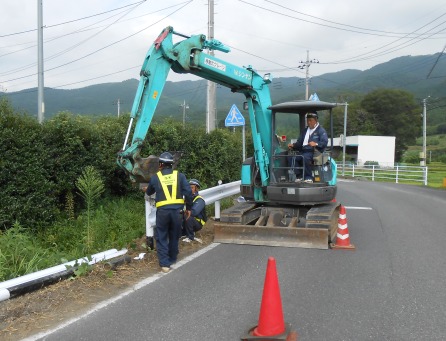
[[331, 205, 355, 250], [241, 257, 297, 341]]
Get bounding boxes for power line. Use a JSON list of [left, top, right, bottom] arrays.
[[1, 1, 193, 86], [0, 0, 147, 38], [239, 0, 446, 39], [427, 44, 446, 78], [0, 4, 141, 77], [264, 0, 445, 37]]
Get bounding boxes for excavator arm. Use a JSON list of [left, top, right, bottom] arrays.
[[117, 27, 272, 200]]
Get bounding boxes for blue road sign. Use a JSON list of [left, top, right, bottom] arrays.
[[225, 104, 245, 127], [309, 93, 320, 101]]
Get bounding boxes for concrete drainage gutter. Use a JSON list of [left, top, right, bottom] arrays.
[[0, 248, 128, 302]]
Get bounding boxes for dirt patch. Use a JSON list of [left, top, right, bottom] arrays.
[[0, 222, 215, 341]]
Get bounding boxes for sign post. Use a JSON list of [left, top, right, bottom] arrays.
[[225, 104, 246, 161]]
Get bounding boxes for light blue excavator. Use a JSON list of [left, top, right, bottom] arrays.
[[117, 26, 341, 249]]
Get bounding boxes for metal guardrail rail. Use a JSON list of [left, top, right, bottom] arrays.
[[200, 180, 241, 220], [200, 180, 241, 205]]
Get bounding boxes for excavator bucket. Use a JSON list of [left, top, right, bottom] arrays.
[[214, 202, 340, 249], [130, 152, 182, 183]]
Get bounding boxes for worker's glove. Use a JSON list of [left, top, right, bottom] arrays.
[[144, 193, 150, 202]]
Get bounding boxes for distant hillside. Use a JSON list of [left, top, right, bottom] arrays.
[[2, 53, 445, 127]]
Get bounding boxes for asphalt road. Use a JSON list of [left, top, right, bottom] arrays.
[[28, 180, 446, 341]]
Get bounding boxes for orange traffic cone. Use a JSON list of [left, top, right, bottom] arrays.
[[331, 205, 356, 250], [241, 257, 297, 341]]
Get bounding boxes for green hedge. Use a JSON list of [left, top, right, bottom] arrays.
[[0, 98, 248, 231], [0, 99, 57, 229]]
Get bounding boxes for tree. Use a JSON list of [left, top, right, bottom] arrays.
[[360, 89, 421, 161], [325, 100, 379, 137]]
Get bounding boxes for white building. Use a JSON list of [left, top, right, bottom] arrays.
[[330, 135, 396, 167]]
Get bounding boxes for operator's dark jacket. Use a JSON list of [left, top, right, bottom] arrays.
[[290, 124, 328, 153]]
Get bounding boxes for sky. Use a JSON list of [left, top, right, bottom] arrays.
[[1, 0, 446, 93]]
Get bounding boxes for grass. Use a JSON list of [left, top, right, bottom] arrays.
[[0, 197, 146, 282], [427, 162, 446, 188], [0, 192, 235, 282]]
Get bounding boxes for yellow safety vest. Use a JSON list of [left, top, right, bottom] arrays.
[[155, 170, 185, 208], [193, 195, 206, 225]]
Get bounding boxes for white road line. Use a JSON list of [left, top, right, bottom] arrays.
[[344, 206, 373, 210], [22, 243, 221, 341]]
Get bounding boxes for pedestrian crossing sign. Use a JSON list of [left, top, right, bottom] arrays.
[[309, 93, 320, 101], [225, 104, 245, 127]]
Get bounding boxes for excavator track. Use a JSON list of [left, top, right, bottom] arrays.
[[214, 201, 340, 249]]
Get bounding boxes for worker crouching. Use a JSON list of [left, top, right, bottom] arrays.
[[182, 179, 207, 244]]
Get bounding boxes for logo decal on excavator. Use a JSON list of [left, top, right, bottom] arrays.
[[234, 69, 252, 81], [152, 91, 158, 99], [204, 58, 226, 71]]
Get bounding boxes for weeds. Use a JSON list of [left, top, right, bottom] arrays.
[[0, 196, 145, 282], [0, 222, 48, 280], [76, 166, 105, 252]]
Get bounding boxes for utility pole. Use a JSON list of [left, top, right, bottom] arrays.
[[37, 0, 45, 123], [298, 50, 319, 100], [206, 0, 216, 133], [342, 102, 348, 176], [113, 98, 122, 117], [180, 100, 189, 127], [421, 97, 429, 166]]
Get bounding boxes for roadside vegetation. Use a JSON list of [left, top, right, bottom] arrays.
[[0, 98, 246, 281]]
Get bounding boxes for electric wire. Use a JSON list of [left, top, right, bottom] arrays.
[[0, 0, 147, 38], [1, 1, 193, 85], [0, 5, 141, 77], [239, 0, 446, 39], [264, 0, 444, 37]]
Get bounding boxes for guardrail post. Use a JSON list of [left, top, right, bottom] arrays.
[[372, 165, 375, 181], [424, 166, 428, 186], [144, 200, 156, 250], [214, 180, 222, 221], [396, 165, 399, 184]]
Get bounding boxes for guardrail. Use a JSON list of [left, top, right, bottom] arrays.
[[200, 180, 241, 220], [337, 164, 428, 186], [0, 249, 128, 302]]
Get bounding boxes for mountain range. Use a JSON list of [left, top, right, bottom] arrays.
[[2, 53, 446, 127]]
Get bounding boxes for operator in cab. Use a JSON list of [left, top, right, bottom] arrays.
[[145, 152, 193, 273], [287, 111, 328, 183]]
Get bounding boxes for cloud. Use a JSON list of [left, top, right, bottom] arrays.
[[1, 0, 445, 92]]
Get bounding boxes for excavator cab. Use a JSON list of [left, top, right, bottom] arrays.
[[268, 100, 337, 201]]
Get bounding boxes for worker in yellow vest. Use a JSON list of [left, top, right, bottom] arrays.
[[145, 152, 193, 273], [182, 179, 207, 244]]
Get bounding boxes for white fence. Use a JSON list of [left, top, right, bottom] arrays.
[[337, 163, 428, 186]]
